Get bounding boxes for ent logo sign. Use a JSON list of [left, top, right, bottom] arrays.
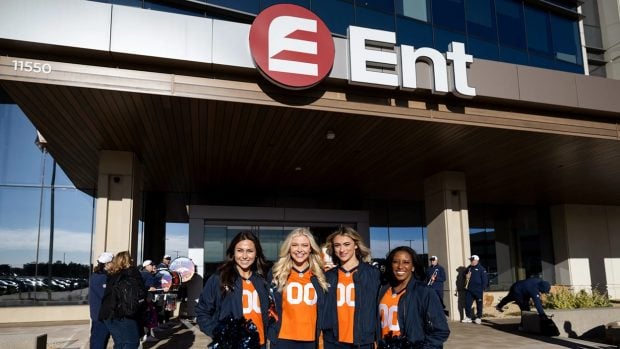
[[249, 4, 335, 90], [249, 4, 476, 97]]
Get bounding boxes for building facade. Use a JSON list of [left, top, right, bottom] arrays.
[[1, 0, 620, 322]]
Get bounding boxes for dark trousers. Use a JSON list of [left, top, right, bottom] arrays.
[[497, 292, 529, 311], [90, 319, 110, 349], [465, 290, 483, 319], [324, 340, 374, 349], [104, 318, 140, 349], [271, 339, 316, 349], [433, 287, 445, 308]]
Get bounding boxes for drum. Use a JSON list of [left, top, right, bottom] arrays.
[[169, 257, 195, 283], [157, 270, 182, 292]]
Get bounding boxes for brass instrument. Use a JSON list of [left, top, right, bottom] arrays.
[[427, 268, 438, 286], [464, 268, 471, 289]]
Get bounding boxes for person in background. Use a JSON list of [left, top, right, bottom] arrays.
[[140, 259, 160, 342], [462, 255, 488, 324], [425, 255, 447, 310], [268, 228, 329, 349], [196, 231, 271, 348], [322, 226, 380, 349], [157, 255, 172, 270], [496, 278, 551, 318], [378, 246, 449, 348], [99, 251, 144, 349], [89, 252, 113, 349]]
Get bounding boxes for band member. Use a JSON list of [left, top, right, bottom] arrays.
[[462, 255, 488, 324], [89, 252, 113, 349], [268, 228, 328, 349], [425, 255, 446, 309], [322, 227, 380, 349], [496, 278, 551, 317], [196, 231, 271, 348], [378, 246, 449, 348]]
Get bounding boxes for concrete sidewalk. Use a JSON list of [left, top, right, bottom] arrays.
[[0, 317, 617, 349]]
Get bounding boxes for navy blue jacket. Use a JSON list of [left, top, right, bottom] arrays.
[[196, 272, 270, 339], [511, 278, 550, 315], [378, 280, 450, 349], [140, 270, 161, 289], [323, 263, 381, 345], [425, 264, 446, 292], [267, 269, 327, 345], [465, 264, 488, 294], [89, 270, 107, 321]]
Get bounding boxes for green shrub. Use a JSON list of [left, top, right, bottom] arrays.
[[545, 287, 611, 309]]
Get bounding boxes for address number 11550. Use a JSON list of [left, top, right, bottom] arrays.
[[12, 60, 52, 74]]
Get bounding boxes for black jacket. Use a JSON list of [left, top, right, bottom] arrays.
[[267, 269, 326, 345], [195, 271, 270, 338], [378, 280, 450, 349], [323, 263, 381, 345], [98, 266, 143, 320]]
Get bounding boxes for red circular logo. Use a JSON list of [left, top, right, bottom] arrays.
[[249, 4, 335, 90]]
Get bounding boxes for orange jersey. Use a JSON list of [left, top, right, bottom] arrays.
[[242, 279, 265, 345], [337, 269, 356, 343], [278, 271, 318, 341], [379, 288, 406, 337]]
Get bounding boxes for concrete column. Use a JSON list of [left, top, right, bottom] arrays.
[[143, 192, 166, 262], [424, 171, 470, 321], [598, 0, 620, 79], [551, 204, 620, 298], [93, 150, 142, 259]]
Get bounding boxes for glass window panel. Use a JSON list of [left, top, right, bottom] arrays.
[[396, 15, 433, 47], [312, 0, 355, 36], [355, 0, 395, 14], [115, 0, 142, 6], [496, 0, 526, 49], [355, 6, 395, 31], [370, 227, 390, 260], [204, 226, 226, 263], [550, 15, 581, 64], [0, 187, 44, 268], [529, 53, 559, 70], [207, 0, 260, 14], [499, 45, 529, 65], [258, 226, 284, 262], [433, 28, 466, 51], [466, 0, 496, 40], [431, 0, 466, 33], [468, 36, 499, 60], [0, 104, 46, 186], [165, 222, 189, 259], [261, 0, 310, 10], [395, 0, 429, 22], [524, 6, 552, 55]]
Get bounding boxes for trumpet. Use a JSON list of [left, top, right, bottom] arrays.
[[427, 268, 438, 286]]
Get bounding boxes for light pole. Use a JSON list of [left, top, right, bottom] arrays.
[[405, 239, 414, 249]]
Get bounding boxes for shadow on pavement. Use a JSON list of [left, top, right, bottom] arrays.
[[484, 319, 617, 349]]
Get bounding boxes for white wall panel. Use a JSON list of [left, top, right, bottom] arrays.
[[0, 0, 111, 51], [110, 5, 212, 63]]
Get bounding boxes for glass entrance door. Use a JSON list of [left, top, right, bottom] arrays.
[[203, 222, 350, 278]]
